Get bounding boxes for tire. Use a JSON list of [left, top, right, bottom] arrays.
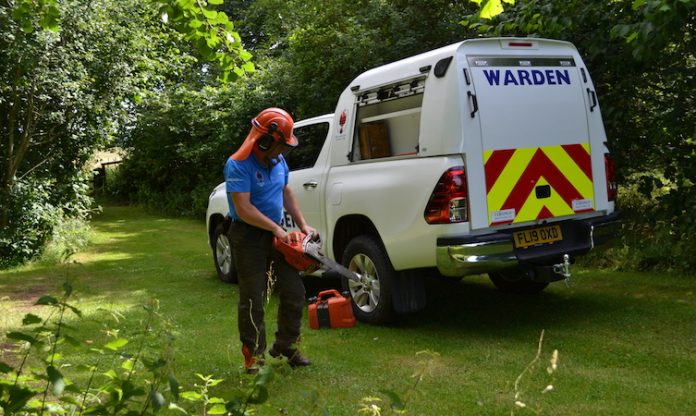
[[489, 269, 548, 294], [341, 235, 395, 324], [212, 222, 237, 283]]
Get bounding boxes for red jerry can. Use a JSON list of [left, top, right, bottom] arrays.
[[308, 289, 356, 329]]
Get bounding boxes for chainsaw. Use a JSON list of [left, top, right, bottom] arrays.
[[272, 231, 363, 284]]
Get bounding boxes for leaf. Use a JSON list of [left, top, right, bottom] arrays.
[[202, 9, 218, 20], [150, 390, 166, 411], [22, 314, 43, 326], [208, 404, 227, 414], [0, 361, 13, 373], [62, 281, 73, 297], [242, 62, 255, 73], [121, 359, 134, 371], [207, 0, 224, 4], [254, 365, 274, 387], [245, 386, 268, 405], [6, 331, 35, 343], [632, 0, 647, 10], [180, 391, 203, 401], [35, 296, 59, 305], [7, 386, 35, 413], [47, 365, 65, 395], [103, 369, 118, 379], [168, 403, 188, 414], [169, 376, 180, 400], [65, 304, 83, 317], [188, 18, 203, 29], [105, 338, 129, 351], [480, 0, 505, 19]]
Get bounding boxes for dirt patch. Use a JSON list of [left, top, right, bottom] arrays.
[[1, 285, 53, 314], [0, 341, 22, 368]]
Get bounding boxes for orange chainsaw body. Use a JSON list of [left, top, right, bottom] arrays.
[[272, 232, 320, 274]]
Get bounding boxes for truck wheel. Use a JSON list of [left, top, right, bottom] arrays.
[[489, 269, 548, 294], [341, 235, 395, 324], [212, 222, 237, 283]]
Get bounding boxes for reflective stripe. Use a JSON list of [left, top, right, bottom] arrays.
[[484, 144, 594, 225]]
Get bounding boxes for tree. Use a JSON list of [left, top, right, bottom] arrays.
[[0, 0, 250, 267], [113, 0, 483, 217]]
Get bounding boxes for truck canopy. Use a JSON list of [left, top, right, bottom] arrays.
[[334, 38, 610, 231]]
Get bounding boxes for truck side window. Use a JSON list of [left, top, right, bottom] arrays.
[[286, 122, 330, 171], [352, 77, 424, 162]]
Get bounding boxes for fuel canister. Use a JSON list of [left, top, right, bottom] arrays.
[[308, 289, 356, 329]]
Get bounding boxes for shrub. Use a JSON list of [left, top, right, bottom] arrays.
[[0, 283, 277, 415], [0, 179, 61, 269]]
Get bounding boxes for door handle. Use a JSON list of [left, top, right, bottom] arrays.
[[303, 181, 318, 189], [587, 88, 597, 112], [467, 91, 478, 118]]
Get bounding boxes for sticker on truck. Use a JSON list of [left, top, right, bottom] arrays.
[[484, 144, 595, 226]]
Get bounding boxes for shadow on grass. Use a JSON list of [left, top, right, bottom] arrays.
[[300, 270, 619, 344], [0, 204, 637, 346]]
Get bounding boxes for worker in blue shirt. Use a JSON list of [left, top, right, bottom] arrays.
[[224, 108, 316, 373]]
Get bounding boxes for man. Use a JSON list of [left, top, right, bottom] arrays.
[[224, 107, 316, 373]]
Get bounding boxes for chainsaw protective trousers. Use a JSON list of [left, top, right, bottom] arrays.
[[229, 221, 306, 356]]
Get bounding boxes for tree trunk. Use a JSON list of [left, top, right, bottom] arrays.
[[1, 77, 34, 229]]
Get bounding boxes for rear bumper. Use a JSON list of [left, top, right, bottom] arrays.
[[436, 212, 621, 277]]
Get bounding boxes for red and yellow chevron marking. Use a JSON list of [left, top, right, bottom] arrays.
[[484, 144, 594, 226]]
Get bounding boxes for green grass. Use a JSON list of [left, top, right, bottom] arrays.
[[2, 204, 696, 415]]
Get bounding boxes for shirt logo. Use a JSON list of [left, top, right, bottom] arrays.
[[255, 170, 265, 187]]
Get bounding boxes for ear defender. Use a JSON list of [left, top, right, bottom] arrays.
[[257, 122, 283, 151]]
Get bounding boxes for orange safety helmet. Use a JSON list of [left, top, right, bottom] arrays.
[[231, 108, 298, 161]]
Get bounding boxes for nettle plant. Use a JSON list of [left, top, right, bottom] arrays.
[[0, 282, 273, 415]]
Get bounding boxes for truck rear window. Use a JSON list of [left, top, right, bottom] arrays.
[[351, 77, 424, 162]]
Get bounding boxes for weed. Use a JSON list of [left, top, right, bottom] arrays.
[[0, 281, 275, 415], [511, 330, 559, 415]]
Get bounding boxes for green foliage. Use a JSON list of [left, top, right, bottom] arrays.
[[582, 174, 696, 272], [1, 0, 253, 269], [0, 178, 61, 268], [461, 0, 696, 274], [39, 214, 94, 266], [114, 0, 481, 217], [469, 0, 516, 20], [155, 0, 254, 82], [106, 83, 266, 216], [0, 283, 276, 415]]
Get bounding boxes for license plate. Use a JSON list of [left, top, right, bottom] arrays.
[[514, 225, 563, 248]]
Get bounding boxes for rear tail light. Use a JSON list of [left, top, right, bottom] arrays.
[[604, 153, 617, 202], [424, 166, 469, 224]]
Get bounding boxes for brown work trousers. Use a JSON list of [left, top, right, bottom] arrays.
[[228, 221, 306, 356]]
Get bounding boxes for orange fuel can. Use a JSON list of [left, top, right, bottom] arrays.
[[308, 289, 356, 329]]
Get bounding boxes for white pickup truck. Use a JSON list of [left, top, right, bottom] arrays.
[[206, 38, 620, 323]]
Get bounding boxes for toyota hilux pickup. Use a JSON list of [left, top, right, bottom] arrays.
[[206, 38, 620, 323]]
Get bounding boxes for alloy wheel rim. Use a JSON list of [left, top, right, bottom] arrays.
[[347, 253, 380, 313], [216, 234, 232, 274]]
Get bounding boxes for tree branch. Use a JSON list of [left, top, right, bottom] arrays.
[[9, 87, 35, 180]]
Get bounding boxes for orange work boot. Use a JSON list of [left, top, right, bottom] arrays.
[[242, 345, 265, 374]]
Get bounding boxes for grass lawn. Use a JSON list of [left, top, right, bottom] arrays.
[[1, 204, 695, 415]]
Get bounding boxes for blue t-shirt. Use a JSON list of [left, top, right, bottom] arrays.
[[224, 154, 289, 224]]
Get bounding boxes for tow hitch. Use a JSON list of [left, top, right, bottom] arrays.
[[553, 254, 572, 286]]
